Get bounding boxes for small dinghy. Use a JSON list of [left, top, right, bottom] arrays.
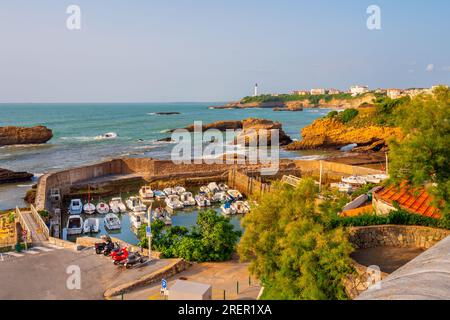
[[95, 132, 117, 140], [83, 218, 100, 233], [109, 197, 127, 214], [221, 202, 236, 215], [163, 187, 175, 196], [218, 183, 229, 191], [207, 182, 220, 194], [66, 215, 83, 235], [69, 199, 83, 215], [174, 186, 186, 195], [139, 186, 154, 202], [96, 202, 110, 214], [153, 190, 166, 200], [227, 189, 243, 201], [152, 208, 172, 225], [126, 196, 147, 212], [165, 194, 184, 210], [83, 202, 96, 215], [195, 194, 211, 207], [232, 201, 250, 215], [180, 192, 196, 206], [104, 213, 121, 230]]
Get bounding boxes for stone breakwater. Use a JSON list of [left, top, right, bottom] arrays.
[[0, 125, 53, 146]]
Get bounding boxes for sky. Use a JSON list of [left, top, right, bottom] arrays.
[[0, 0, 449, 103]]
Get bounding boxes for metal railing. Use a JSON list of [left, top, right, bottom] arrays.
[[30, 204, 50, 240], [15, 207, 32, 243]]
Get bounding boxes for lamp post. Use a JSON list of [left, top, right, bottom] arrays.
[[147, 203, 153, 261]]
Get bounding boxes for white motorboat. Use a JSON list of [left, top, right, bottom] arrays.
[[330, 182, 353, 193], [174, 186, 186, 195], [180, 192, 196, 206], [68, 199, 83, 215], [153, 190, 166, 200], [165, 194, 184, 210], [66, 215, 83, 235], [341, 176, 367, 185], [363, 174, 389, 184], [232, 201, 250, 215], [94, 132, 117, 140], [218, 183, 229, 191], [212, 191, 228, 203], [83, 218, 100, 233], [96, 202, 110, 214], [104, 213, 121, 230], [129, 212, 143, 229], [152, 208, 172, 225], [195, 194, 211, 207], [139, 186, 154, 202], [83, 202, 96, 215], [207, 182, 220, 194], [199, 186, 210, 194], [163, 187, 175, 196], [109, 197, 127, 214], [227, 189, 243, 200], [126, 196, 147, 212], [221, 202, 236, 215]]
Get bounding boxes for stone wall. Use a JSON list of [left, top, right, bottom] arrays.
[[348, 225, 450, 250]]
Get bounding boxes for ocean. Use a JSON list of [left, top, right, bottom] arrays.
[[0, 102, 332, 210]]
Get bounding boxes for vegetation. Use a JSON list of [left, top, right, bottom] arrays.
[[388, 86, 450, 214], [338, 108, 359, 123], [238, 180, 354, 300], [8, 212, 15, 224], [241, 93, 355, 105], [138, 210, 241, 262]]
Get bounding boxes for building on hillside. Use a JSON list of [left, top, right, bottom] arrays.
[[350, 85, 369, 96], [431, 84, 449, 92], [374, 88, 387, 94], [328, 89, 342, 95], [310, 88, 326, 95], [372, 184, 441, 219], [404, 88, 428, 98], [292, 90, 309, 96], [386, 88, 403, 99]]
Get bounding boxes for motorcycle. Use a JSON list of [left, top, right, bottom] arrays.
[[112, 246, 129, 265], [117, 251, 146, 269], [95, 235, 112, 254], [103, 242, 121, 256]]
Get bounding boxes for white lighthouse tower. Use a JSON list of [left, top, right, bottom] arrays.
[[254, 83, 258, 97]]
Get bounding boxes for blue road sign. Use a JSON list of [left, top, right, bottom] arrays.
[[162, 278, 167, 289], [146, 226, 151, 237]]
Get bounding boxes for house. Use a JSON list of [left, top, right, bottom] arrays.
[[386, 89, 403, 99], [328, 89, 342, 95], [372, 184, 441, 219], [310, 88, 326, 95], [292, 90, 309, 96], [349, 85, 369, 96]]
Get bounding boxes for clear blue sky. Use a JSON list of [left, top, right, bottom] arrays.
[[0, 0, 449, 102]]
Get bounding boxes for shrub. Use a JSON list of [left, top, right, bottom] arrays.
[[338, 108, 359, 123]]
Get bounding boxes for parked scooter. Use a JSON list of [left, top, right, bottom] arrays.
[[103, 242, 121, 256], [95, 235, 112, 254], [112, 247, 129, 265], [116, 251, 146, 269]]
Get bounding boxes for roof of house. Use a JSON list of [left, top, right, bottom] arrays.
[[341, 205, 373, 217], [375, 184, 441, 219]]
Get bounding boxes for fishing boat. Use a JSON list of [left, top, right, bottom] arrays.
[[165, 194, 184, 210], [129, 212, 143, 229], [330, 182, 353, 193], [174, 186, 186, 195], [341, 176, 367, 185], [96, 202, 110, 214], [153, 190, 166, 200], [232, 201, 250, 214], [152, 208, 172, 225], [163, 187, 175, 196], [139, 186, 154, 202], [94, 132, 117, 140], [68, 199, 83, 215], [83, 202, 96, 215], [126, 196, 147, 212], [195, 194, 211, 207], [83, 218, 100, 233], [180, 192, 196, 206], [227, 189, 243, 201], [221, 202, 236, 215], [207, 182, 220, 194], [109, 197, 127, 214], [218, 183, 229, 191], [212, 191, 228, 203], [66, 215, 83, 235], [104, 213, 121, 230]]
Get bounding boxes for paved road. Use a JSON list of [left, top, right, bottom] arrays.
[[0, 245, 172, 300]]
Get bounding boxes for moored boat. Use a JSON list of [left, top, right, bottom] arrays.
[[152, 208, 172, 225], [341, 176, 367, 185], [232, 201, 250, 214], [227, 189, 243, 201], [165, 194, 184, 210], [109, 197, 127, 214], [174, 186, 186, 195], [153, 190, 166, 200], [96, 202, 110, 214], [68, 199, 83, 215], [139, 186, 154, 202], [126, 196, 147, 212], [207, 182, 220, 194], [180, 192, 196, 206], [67, 215, 83, 235], [163, 187, 175, 196], [83, 202, 96, 215], [83, 218, 100, 233], [104, 213, 121, 230], [195, 194, 211, 207], [212, 191, 228, 203], [221, 202, 236, 215], [218, 183, 229, 191]]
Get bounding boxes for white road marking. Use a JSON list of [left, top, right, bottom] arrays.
[[22, 250, 39, 255], [45, 244, 65, 250], [33, 246, 54, 252], [5, 252, 24, 257]]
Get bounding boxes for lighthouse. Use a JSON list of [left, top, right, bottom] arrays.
[[254, 83, 258, 97]]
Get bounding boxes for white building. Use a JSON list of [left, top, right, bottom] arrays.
[[292, 90, 309, 96], [349, 85, 369, 96], [310, 88, 326, 95], [386, 89, 403, 99], [253, 83, 258, 97]]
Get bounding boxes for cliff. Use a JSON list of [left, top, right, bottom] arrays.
[[285, 118, 402, 151], [0, 168, 33, 184], [0, 126, 53, 146]]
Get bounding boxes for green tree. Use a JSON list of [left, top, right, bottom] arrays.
[[338, 108, 359, 123], [238, 179, 354, 300], [389, 86, 450, 214]]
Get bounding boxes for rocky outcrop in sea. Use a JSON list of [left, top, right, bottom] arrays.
[[0, 125, 53, 146], [0, 168, 33, 184]]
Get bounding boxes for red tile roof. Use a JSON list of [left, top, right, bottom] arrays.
[[375, 184, 441, 219]]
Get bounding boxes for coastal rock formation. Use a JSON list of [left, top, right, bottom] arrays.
[[174, 120, 243, 132], [0, 126, 53, 146], [0, 168, 33, 184], [285, 118, 402, 151], [155, 112, 180, 115], [237, 118, 293, 146]]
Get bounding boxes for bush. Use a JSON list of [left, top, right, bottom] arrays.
[[338, 108, 359, 123], [325, 111, 339, 118]]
